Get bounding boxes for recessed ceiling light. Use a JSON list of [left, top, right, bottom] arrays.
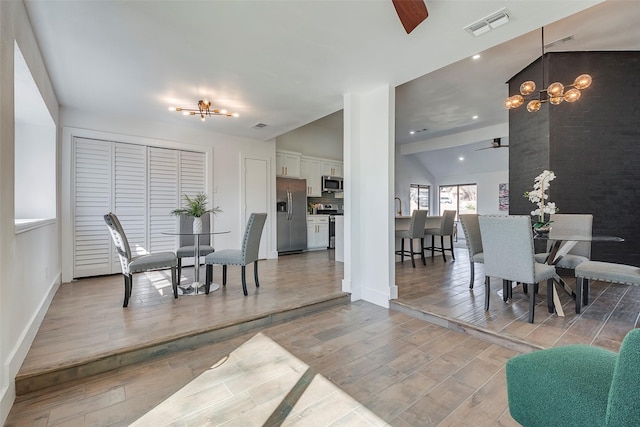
[[472, 115, 478, 119], [410, 131, 415, 135], [459, 156, 465, 161], [472, 54, 481, 60]]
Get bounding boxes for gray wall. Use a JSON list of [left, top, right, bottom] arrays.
[[509, 51, 640, 265]]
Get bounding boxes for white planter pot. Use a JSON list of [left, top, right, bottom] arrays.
[[192, 216, 203, 234]]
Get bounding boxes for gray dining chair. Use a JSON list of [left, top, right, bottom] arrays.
[[103, 212, 178, 307], [459, 214, 484, 289], [176, 214, 215, 281], [479, 215, 556, 323], [424, 209, 456, 262], [534, 213, 593, 269], [204, 213, 267, 296], [395, 209, 428, 268]]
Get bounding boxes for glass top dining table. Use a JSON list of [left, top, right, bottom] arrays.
[[534, 233, 624, 316], [162, 230, 230, 295]]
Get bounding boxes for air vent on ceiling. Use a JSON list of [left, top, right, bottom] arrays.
[[464, 8, 510, 37], [544, 35, 575, 49], [252, 123, 268, 129]]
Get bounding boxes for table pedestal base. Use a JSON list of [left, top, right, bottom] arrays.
[[178, 282, 220, 295]]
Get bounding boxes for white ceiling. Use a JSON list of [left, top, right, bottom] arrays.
[[22, 0, 639, 155]]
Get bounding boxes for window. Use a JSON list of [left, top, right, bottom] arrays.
[[439, 184, 477, 217], [14, 41, 57, 232], [410, 184, 430, 214]]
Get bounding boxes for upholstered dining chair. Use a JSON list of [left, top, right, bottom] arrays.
[[506, 327, 640, 427], [534, 213, 593, 269], [479, 215, 556, 323], [395, 209, 428, 268], [204, 213, 267, 296], [424, 209, 456, 262], [459, 214, 484, 289], [103, 212, 178, 307], [176, 214, 215, 281]]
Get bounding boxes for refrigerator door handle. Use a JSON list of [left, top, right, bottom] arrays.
[[287, 190, 292, 220]]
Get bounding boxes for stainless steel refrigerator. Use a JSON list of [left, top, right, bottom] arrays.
[[277, 177, 307, 254]]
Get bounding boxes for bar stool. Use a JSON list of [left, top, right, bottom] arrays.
[[395, 210, 428, 268], [424, 210, 456, 262]]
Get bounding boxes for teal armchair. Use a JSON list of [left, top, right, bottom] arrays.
[[506, 328, 640, 426]]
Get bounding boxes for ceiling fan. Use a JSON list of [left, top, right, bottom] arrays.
[[476, 138, 510, 151], [392, 0, 429, 34]]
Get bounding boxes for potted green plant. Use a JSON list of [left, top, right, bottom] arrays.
[[171, 193, 221, 234]]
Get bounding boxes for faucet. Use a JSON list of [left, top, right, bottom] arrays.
[[395, 197, 402, 216]]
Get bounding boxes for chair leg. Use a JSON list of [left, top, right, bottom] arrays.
[[583, 278, 590, 306], [420, 238, 426, 265], [547, 279, 555, 314], [171, 266, 178, 299], [575, 276, 582, 314], [123, 274, 131, 307], [409, 238, 416, 268], [441, 236, 447, 262], [449, 235, 455, 260], [469, 262, 475, 289], [222, 265, 227, 286], [484, 276, 491, 311], [177, 258, 182, 282], [205, 264, 213, 294], [254, 261, 260, 288], [528, 283, 536, 323], [400, 239, 405, 263], [431, 235, 435, 258], [522, 283, 528, 294], [502, 280, 509, 302], [241, 266, 248, 296]]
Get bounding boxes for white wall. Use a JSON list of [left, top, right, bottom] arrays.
[[0, 1, 61, 422], [276, 121, 342, 160]]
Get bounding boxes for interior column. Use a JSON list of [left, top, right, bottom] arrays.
[[342, 85, 396, 307]]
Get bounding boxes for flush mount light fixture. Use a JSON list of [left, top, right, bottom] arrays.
[[472, 54, 481, 60], [168, 99, 239, 122], [504, 27, 591, 112]]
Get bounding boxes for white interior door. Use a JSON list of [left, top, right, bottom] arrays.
[[244, 157, 269, 259]]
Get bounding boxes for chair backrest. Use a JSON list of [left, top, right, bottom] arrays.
[[178, 213, 211, 246], [606, 328, 640, 425], [440, 210, 457, 235], [548, 213, 592, 258], [407, 210, 428, 238], [479, 215, 536, 284], [459, 214, 483, 257], [103, 212, 132, 274], [242, 213, 268, 264]]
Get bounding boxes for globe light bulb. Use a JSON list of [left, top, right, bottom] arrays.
[[564, 88, 581, 103], [520, 81, 536, 96], [527, 100, 541, 112], [547, 82, 564, 97], [573, 74, 592, 90], [504, 97, 514, 109], [549, 95, 564, 105], [512, 95, 524, 108]]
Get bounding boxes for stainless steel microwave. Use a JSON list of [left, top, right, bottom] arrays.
[[322, 175, 343, 193]]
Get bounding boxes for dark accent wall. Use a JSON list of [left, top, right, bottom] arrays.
[[509, 51, 640, 265]]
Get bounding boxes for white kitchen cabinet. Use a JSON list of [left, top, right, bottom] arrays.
[[307, 215, 329, 250], [322, 160, 342, 177], [276, 151, 301, 177], [300, 157, 322, 196]]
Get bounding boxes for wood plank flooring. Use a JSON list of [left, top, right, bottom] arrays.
[[7, 245, 639, 425]]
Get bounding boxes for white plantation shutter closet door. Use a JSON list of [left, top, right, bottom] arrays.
[[148, 147, 179, 254], [74, 138, 113, 277], [72, 138, 206, 278]]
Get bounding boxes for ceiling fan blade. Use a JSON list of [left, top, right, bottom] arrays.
[[392, 0, 429, 34], [475, 145, 510, 151]]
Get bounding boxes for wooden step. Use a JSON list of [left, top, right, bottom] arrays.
[[15, 293, 350, 396]]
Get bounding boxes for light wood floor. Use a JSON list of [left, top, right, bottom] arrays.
[[7, 247, 639, 425]]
